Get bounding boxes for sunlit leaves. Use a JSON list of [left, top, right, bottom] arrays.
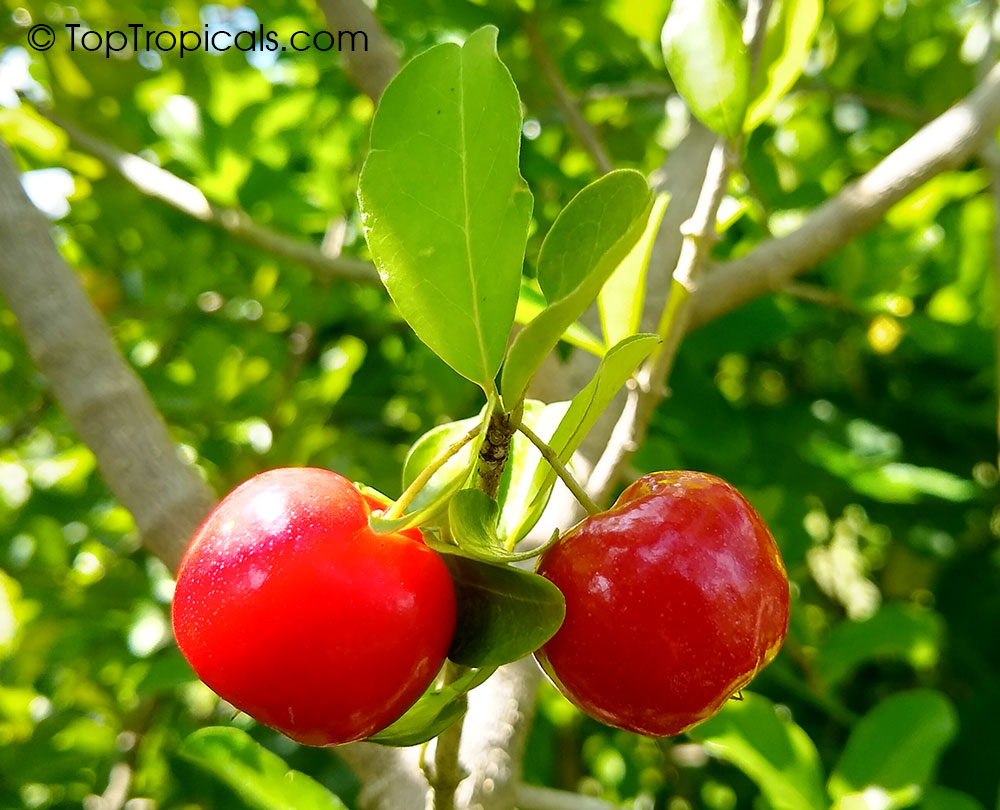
[[690, 693, 827, 810], [179, 728, 348, 810], [500, 170, 652, 406], [661, 0, 750, 138], [744, 0, 823, 132], [359, 26, 532, 391]]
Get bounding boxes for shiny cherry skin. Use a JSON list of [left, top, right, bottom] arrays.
[[535, 471, 789, 737], [171, 467, 456, 746]]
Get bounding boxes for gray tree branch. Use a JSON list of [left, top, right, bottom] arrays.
[[28, 102, 378, 286], [0, 140, 216, 572], [688, 60, 1000, 329]]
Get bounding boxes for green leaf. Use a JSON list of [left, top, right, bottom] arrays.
[[919, 788, 988, 810], [367, 666, 495, 747], [661, 0, 751, 138], [442, 554, 566, 668], [516, 278, 606, 357], [744, 0, 823, 132], [178, 727, 348, 810], [828, 690, 957, 804], [374, 401, 494, 533], [358, 26, 532, 390], [599, 193, 670, 347], [506, 334, 659, 544], [446, 489, 556, 562], [689, 692, 828, 810], [496, 399, 570, 544], [500, 170, 652, 406], [816, 603, 943, 689]]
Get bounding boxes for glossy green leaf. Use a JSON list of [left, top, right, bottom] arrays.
[[443, 554, 566, 668], [516, 278, 606, 357], [367, 665, 495, 747], [508, 334, 659, 543], [661, 0, 751, 138], [372, 402, 493, 533], [829, 690, 957, 803], [816, 603, 943, 688], [500, 170, 652, 406], [599, 193, 669, 347], [689, 692, 827, 810], [446, 488, 556, 562], [745, 0, 823, 132], [358, 26, 532, 390], [178, 727, 348, 810], [449, 488, 502, 553]]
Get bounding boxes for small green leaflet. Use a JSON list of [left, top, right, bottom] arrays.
[[500, 170, 653, 407], [358, 26, 532, 391], [599, 193, 670, 346], [661, 0, 751, 139], [506, 334, 659, 544], [178, 727, 348, 810], [516, 278, 606, 357], [828, 690, 957, 805], [445, 488, 558, 562], [442, 553, 566, 668], [367, 665, 495, 747], [744, 0, 823, 132], [689, 693, 828, 810]]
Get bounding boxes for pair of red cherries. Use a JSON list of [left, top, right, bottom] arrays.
[[171, 466, 789, 745]]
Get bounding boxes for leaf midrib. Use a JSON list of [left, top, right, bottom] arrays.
[[458, 48, 492, 385]]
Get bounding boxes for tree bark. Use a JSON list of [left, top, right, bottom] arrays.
[[0, 142, 216, 572]]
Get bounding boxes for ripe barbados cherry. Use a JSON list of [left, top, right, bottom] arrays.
[[171, 467, 456, 745], [535, 470, 789, 737]]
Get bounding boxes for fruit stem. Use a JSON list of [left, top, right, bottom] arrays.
[[381, 422, 483, 522], [516, 421, 602, 516]]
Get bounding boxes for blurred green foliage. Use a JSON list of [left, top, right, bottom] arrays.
[[0, 0, 998, 808]]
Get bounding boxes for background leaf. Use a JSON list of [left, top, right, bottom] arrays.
[[358, 26, 532, 389], [500, 170, 652, 406], [828, 690, 958, 804], [744, 0, 824, 131], [689, 692, 828, 810], [599, 193, 669, 347], [661, 0, 751, 138], [178, 728, 348, 810], [816, 603, 943, 689], [443, 554, 566, 668]]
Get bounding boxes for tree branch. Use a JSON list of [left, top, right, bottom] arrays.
[[524, 16, 614, 174], [0, 140, 216, 572], [688, 60, 1000, 329], [27, 102, 379, 286], [315, 0, 401, 102]]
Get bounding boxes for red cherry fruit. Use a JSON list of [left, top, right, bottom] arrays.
[[535, 471, 789, 737], [171, 467, 456, 746]]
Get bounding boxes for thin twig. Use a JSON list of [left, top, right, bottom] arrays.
[[524, 16, 614, 174], [517, 421, 601, 516], [26, 100, 379, 286], [379, 421, 483, 522]]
